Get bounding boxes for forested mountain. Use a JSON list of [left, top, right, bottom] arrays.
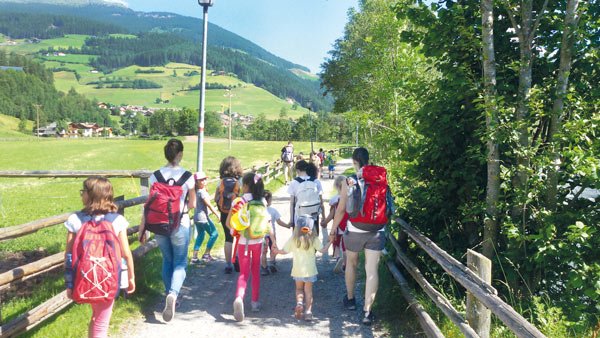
[[0, 2, 332, 111], [0, 52, 113, 127]]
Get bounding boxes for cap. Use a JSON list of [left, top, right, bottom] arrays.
[[194, 172, 208, 181], [297, 216, 314, 233]]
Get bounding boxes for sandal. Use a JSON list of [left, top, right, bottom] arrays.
[[295, 302, 304, 320]]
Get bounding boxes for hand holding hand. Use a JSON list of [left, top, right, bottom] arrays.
[[66, 288, 73, 300], [138, 231, 146, 245]]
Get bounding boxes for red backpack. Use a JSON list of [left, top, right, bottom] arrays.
[[346, 165, 395, 232], [144, 170, 192, 236], [72, 213, 122, 304]]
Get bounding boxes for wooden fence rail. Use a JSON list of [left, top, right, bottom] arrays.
[[388, 217, 546, 338]]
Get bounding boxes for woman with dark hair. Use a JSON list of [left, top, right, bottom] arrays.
[[139, 139, 196, 323], [215, 156, 243, 273], [328, 147, 386, 326]]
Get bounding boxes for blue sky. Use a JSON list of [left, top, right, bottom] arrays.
[[122, 0, 360, 74]]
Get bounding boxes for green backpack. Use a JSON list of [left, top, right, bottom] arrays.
[[241, 200, 270, 239]]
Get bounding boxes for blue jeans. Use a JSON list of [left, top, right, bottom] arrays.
[[155, 224, 190, 297], [194, 220, 219, 251]]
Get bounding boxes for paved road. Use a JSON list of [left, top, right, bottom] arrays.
[[121, 158, 388, 338]]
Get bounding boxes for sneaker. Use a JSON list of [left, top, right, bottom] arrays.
[[362, 311, 375, 326], [295, 302, 304, 320], [162, 293, 176, 322], [190, 257, 201, 265], [304, 311, 313, 322], [343, 295, 357, 310], [233, 297, 244, 322], [202, 254, 215, 262], [251, 301, 261, 312], [333, 257, 344, 274], [225, 266, 233, 274], [261, 266, 270, 276]]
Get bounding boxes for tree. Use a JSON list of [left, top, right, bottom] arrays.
[[175, 108, 196, 135]]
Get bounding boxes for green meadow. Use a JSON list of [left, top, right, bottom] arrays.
[[5, 34, 310, 119], [0, 114, 34, 138]]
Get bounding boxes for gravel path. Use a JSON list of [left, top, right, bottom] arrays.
[[121, 158, 388, 338]]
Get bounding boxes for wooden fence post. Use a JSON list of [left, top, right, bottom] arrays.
[[140, 177, 149, 196], [466, 249, 492, 338]]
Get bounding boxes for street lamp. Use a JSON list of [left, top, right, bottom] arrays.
[[196, 0, 214, 172], [307, 100, 313, 154]]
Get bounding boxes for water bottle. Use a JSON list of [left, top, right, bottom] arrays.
[[120, 258, 129, 293], [65, 254, 74, 290]]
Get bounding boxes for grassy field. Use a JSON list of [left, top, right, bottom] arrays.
[[0, 137, 344, 335], [0, 114, 33, 138], [5, 34, 309, 119]]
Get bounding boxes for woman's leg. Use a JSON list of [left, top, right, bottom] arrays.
[[249, 243, 262, 302], [89, 300, 114, 338], [168, 225, 190, 297], [203, 219, 219, 255], [236, 243, 251, 299], [304, 281, 314, 313], [155, 234, 173, 294], [345, 250, 359, 300], [193, 222, 206, 258], [220, 212, 233, 263], [363, 248, 382, 311]]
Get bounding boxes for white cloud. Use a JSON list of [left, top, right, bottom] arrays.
[[103, 0, 128, 7]]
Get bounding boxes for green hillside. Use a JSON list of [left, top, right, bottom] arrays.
[[0, 114, 34, 138], [4, 35, 309, 119]]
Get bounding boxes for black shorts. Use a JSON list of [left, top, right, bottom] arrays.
[[220, 211, 233, 243]]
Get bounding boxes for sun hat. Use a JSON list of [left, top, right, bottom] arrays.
[[194, 172, 208, 181]]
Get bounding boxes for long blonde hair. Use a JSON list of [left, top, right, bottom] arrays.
[[82, 176, 118, 215], [293, 223, 316, 250]]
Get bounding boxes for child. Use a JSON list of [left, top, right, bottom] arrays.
[[216, 156, 243, 273], [321, 175, 348, 274], [326, 150, 337, 179], [272, 216, 331, 321], [65, 177, 135, 338], [192, 172, 220, 264], [310, 151, 322, 179], [261, 190, 290, 275], [227, 173, 274, 322]]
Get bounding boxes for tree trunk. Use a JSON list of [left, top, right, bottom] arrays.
[[481, 0, 500, 259], [546, 0, 582, 207]]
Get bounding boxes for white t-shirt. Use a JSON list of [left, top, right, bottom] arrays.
[[237, 193, 267, 245], [329, 194, 345, 235], [267, 206, 281, 237], [65, 213, 129, 235], [149, 166, 195, 227]]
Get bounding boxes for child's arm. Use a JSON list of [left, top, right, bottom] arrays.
[[271, 246, 288, 255], [276, 218, 290, 228], [319, 196, 326, 221], [289, 195, 295, 225], [321, 205, 335, 227], [204, 197, 220, 218], [318, 239, 333, 254], [138, 215, 146, 244], [118, 230, 136, 294], [65, 232, 75, 299]]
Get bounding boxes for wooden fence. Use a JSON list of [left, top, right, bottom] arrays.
[[385, 218, 546, 338], [0, 148, 346, 337]]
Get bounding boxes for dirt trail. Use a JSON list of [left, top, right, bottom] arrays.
[[121, 159, 388, 338]]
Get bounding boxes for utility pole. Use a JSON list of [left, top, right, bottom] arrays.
[[225, 88, 233, 149], [33, 104, 41, 141], [307, 100, 313, 153]]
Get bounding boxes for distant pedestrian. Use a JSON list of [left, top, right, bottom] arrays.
[[272, 216, 332, 321], [139, 139, 196, 323], [326, 150, 337, 179], [191, 172, 220, 264], [317, 148, 326, 177], [215, 156, 243, 273], [310, 151, 322, 179], [281, 141, 294, 185], [229, 173, 274, 322], [65, 177, 135, 338]]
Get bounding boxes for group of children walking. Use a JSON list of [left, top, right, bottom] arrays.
[[64, 139, 347, 337]]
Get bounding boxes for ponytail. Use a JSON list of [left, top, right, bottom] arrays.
[[242, 172, 264, 201]]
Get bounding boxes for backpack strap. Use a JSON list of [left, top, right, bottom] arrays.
[[294, 177, 305, 184], [103, 213, 120, 224], [175, 171, 193, 186], [153, 170, 166, 184]]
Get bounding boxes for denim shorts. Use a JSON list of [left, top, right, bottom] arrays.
[[293, 275, 317, 283]]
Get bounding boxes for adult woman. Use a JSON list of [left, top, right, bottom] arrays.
[[328, 147, 384, 326], [139, 139, 196, 322]]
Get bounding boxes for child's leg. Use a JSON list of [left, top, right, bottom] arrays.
[[295, 280, 305, 305], [304, 281, 314, 313], [236, 243, 251, 300], [202, 220, 219, 255], [261, 240, 268, 268], [249, 243, 262, 302], [193, 222, 206, 259], [89, 300, 114, 338]]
